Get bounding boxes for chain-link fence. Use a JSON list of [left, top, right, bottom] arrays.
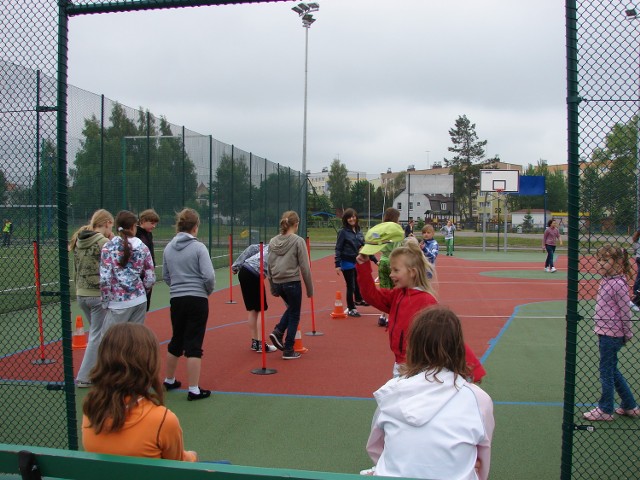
[[562, 1, 640, 478], [0, 0, 301, 452]]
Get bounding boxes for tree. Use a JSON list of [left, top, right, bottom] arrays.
[[69, 104, 198, 218], [326, 159, 350, 213], [0, 168, 7, 204], [444, 115, 490, 222], [350, 180, 371, 216], [522, 211, 534, 233], [210, 153, 253, 224]]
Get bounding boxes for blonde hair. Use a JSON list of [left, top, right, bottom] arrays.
[[279, 211, 299, 234], [175, 208, 199, 233], [69, 209, 113, 251], [422, 224, 435, 235], [596, 244, 633, 280], [390, 240, 436, 297]]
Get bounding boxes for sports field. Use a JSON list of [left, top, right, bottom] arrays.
[[66, 248, 570, 479]]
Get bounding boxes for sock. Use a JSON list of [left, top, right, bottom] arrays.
[[164, 377, 176, 385], [189, 386, 200, 395]]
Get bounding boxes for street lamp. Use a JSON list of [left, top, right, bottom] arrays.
[[292, 2, 319, 236]]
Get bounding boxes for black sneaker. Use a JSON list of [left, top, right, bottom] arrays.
[[378, 315, 388, 327], [250, 339, 259, 351], [187, 388, 211, 401], [347, 309, 361, 317], [269, 330, 285, 351], [163, 380, 182, 391], [282, 350, 301, 360], [355, 300, 370, 307]]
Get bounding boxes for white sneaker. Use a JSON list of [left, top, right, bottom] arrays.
[[544, 267, 550, 272], [630, 301, 640, 313], [360, 467, 376, 475], [550, 267, 557, 273]]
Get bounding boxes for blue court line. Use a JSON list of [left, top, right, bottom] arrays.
[[481, 304, 522, 363]]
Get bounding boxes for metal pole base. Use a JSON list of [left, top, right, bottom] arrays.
[[226, 301, 237, 304], [251, 368, 277, 375], [32, 359, 56, 365], [305, 331, 324, 336]]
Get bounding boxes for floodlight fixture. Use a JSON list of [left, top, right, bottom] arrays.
[[292, 5, 304, 14], [302, 14, 316, 27], [297, 3, 310, 12]]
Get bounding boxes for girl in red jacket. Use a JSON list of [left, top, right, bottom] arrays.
[[356, 240, 485, 382]]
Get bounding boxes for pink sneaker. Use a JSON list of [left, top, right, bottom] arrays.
[[582, 407, 614, 421], [615, 407, 640, 418]]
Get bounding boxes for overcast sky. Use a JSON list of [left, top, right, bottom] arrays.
[[67, 0, 567, 177]]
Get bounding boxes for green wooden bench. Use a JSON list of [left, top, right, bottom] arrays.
[[0, 444, 364, 480]]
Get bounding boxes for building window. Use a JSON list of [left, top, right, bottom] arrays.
[[440, 203, 447, 211], [397, 202, 402, 210], [409, 202, 413, 210], [417, 201, 421, 206]]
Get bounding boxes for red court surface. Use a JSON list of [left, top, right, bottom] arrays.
[[43, 254, 566, 398]]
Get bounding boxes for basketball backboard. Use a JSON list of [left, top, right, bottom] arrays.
[[480, 169, 520, 193]]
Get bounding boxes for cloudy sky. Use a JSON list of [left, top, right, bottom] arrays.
[[67, 0, 567, 177]]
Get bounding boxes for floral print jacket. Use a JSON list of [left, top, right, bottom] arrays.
[[100, 236, 155, 308]]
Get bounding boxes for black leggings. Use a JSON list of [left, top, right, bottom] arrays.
[[342, 268, 363, 310]]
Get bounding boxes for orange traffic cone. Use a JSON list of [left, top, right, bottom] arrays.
[[72, 315, 87, 350], [293, 327, 309, 354], [330, 291, 347, 319]]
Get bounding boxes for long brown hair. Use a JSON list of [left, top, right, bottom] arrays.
[[383, 207, 400, 223], [114, 210, 137, 267], [279, 211, 299, 234], [83, 323, 164, 434], [68, 209, 113, 251], [399, 305, 468, 382], [341, 208, 359, 231]]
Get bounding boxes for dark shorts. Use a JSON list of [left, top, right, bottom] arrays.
[[238, 266, 268, 312], [168, 296, 208, 358]]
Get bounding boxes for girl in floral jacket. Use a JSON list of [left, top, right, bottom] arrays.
[[100, 210, 155, 332]]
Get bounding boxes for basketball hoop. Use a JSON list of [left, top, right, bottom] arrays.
[[495, 188, 504, 196]]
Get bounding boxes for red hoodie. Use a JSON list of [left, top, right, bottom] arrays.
[[356, 261, 486, 382]]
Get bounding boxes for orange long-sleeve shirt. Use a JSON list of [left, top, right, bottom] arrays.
[[82, 398, 196, 462]]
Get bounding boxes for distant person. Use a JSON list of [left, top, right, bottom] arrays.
[[419, 224, 439, 265], [335, 208, 368, 317], [2, 219, 12, 246], [440, 220, 456, 256], [364, 306, 494, 479], [268, 211, 314, 360], [583, 245, 640, 421], [162, 208, 215, 401], [232, 243, 276, 353], [100, 210, 155, 330], [404, 218, 414, 238], [542, 218, 563, 272], [135, 209, 160, 311], [82, 323, 197, 462], [69, 209, 114, 388], [376, 208, 402, 327]]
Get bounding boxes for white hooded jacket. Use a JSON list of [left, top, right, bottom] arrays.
[[366, 369, 494, 480]]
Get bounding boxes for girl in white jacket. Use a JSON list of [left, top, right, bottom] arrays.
[[366, 305, 494, 480]]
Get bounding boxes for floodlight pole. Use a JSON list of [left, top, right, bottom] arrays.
[[626, 7, 640, 230], [292, 2, 319, 237]]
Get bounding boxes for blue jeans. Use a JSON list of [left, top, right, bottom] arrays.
[[273, 281, 302, 351], [598, 335, 637, 414], [544, 245, 556, 268]]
